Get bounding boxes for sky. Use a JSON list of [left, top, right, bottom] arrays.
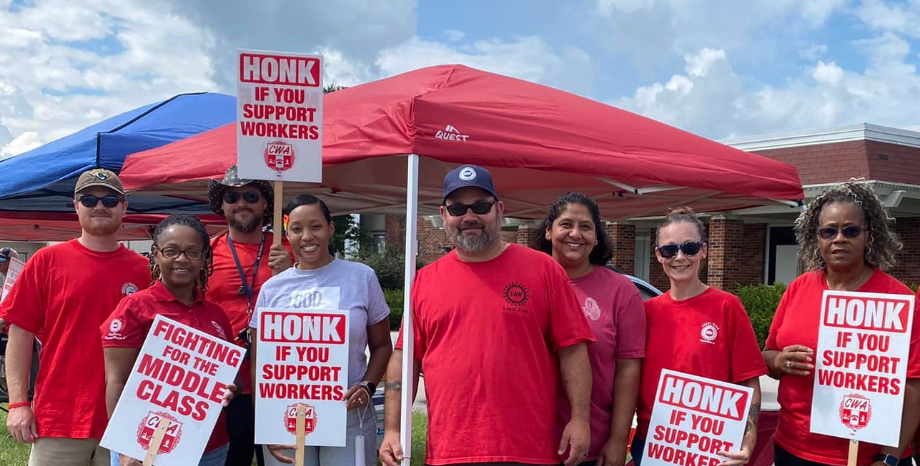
[[2, 0, 920, 158]]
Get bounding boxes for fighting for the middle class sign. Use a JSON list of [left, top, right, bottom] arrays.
[[254, 307, 350, 446], [810, 290, 915, 446], [643, 370, 754, 466]]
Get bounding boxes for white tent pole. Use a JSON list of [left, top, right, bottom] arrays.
[[400, 154, 420, 465]]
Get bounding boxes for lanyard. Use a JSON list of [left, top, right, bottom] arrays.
[[227, 233, 265, 312]]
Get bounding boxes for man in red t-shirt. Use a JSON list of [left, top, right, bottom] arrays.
[[1, 169, 150, 466], [379, 165, 596, 466], [205, 165, 292, 466]]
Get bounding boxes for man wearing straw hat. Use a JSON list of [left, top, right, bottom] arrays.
[[206, 165, 292, 466]]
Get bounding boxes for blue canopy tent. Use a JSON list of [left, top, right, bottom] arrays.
[[0, 92, 234, 215]]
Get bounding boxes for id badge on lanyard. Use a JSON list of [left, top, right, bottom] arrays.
[[228, 234, 265, 315]]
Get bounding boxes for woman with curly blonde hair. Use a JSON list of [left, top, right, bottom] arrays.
[[763, 180, 920, 466]]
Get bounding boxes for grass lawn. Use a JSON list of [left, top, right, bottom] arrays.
[[1, 408, 427, 466], [0, 409, 31, 465]]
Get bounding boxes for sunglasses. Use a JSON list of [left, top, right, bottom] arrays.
[[157, 247, 203, 260], [656, 241, 704, 259], [78, 195, 123, 208], [223, 191, 261, 204], [818, 225, 864, 240], [444, 201, 495, 217]]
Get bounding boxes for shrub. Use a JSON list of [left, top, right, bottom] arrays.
[[734, 283, 786, 349], [360, 252, 425, 291], [384, 289, 405, 331]]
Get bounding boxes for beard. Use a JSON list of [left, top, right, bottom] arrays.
[[445, 216, 501, 253], [81, 217, 121, 237], [227, 210, 263, 233]]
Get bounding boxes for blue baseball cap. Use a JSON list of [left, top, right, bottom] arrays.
[[0, 248, 11, 263], [443, 165, 498, 201]]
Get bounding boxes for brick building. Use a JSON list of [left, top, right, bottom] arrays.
[[368, 123, 920, 291]]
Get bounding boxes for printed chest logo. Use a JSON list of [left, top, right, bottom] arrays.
[[290, 290, 324, 309], [503, 282, 530, 314], [211, 321, 227, 340], [583, 297, 601, 321], [121, 282, 139, 296], [700, 322, 719, 344]]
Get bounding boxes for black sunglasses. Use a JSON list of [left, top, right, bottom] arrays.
[[818, 225, 864, 240], [444, 201, 495, 217], [223, 191, 261, 204], [78, 195, 123, 208], [656, 241, 704, 259]]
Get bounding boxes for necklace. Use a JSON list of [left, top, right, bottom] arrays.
[[825, 266, 872, 291]]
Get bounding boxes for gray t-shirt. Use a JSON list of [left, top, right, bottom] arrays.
[[250, 258, 390, 386]]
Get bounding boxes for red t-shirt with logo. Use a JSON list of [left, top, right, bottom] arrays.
[[101, 281, 234, 453], [766, 269, 920, 465], [637, 287, 767, 439], [557, 266, 646, 462], [0, 240, 149, 439], [206, 232, 290, 394], [396, 244, 595, 465]]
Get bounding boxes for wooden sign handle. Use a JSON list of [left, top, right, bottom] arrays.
[[142, 417, 171, 466], [294, 404, 306, 466], [847, 440, 858, 466]]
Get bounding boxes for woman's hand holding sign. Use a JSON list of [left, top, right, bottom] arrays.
[[775, 345, 814, 377]]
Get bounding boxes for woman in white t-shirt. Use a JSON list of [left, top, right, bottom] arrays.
[[250, 194, 393, 466]]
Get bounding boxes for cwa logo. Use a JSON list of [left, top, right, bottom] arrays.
[[435, 124, 470, 142]]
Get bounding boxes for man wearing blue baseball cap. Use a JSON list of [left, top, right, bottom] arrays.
[[380, 165, 595, 466]]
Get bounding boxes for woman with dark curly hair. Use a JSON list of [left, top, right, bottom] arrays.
[[536, 192, 646, 466], [763, 180, 920, 466], [101, 215, 236, 466]]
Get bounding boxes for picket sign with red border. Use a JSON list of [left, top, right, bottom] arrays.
[[0, 257, 24, 303], [254, 307, 350, 446], [100, 315, 244, 465], [643, 369, 754, 466], [236, 49, 323, 183], [810, 290, 915, 446]]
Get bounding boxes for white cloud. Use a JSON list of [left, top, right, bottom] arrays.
[[614, 35, 920, 138], [375, 36, 595, 97], [855, 0, 920, 38], [0, 0, 217, 158], [586, 0, 848, 68]]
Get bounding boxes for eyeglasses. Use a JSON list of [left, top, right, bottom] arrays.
[[78, 195, 123, 208], [656, 241, 704, 259], [818, 225, 865, 240], [157, 247, 204, 260], [444, 201, 495, 217], [223, 191, 261, 204]]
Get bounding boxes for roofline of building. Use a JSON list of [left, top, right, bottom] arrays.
[[722, 123, 920, 151]]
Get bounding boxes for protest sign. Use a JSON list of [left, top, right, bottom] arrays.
[[101, 315, 244, 465], [0, 257, 24, 303], [254, 307, 350, 446], [643, 370, 754, 466], [810, 290, 914, 446], [237, 49, 323, 183]]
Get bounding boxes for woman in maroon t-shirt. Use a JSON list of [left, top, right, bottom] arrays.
[[763, 181, 920, 466], [102, 215, 236, 466], [536, 192, 646, 466]]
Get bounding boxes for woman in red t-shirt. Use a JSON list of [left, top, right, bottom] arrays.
[[763, 181, 920, 466], [632, 207, 766, 466], [536, 192, 647, 466], [102, 215, 236, 466]]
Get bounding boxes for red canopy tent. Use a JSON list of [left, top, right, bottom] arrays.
[[119, 64, 803, 461], [120, 64, 803, 219]]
